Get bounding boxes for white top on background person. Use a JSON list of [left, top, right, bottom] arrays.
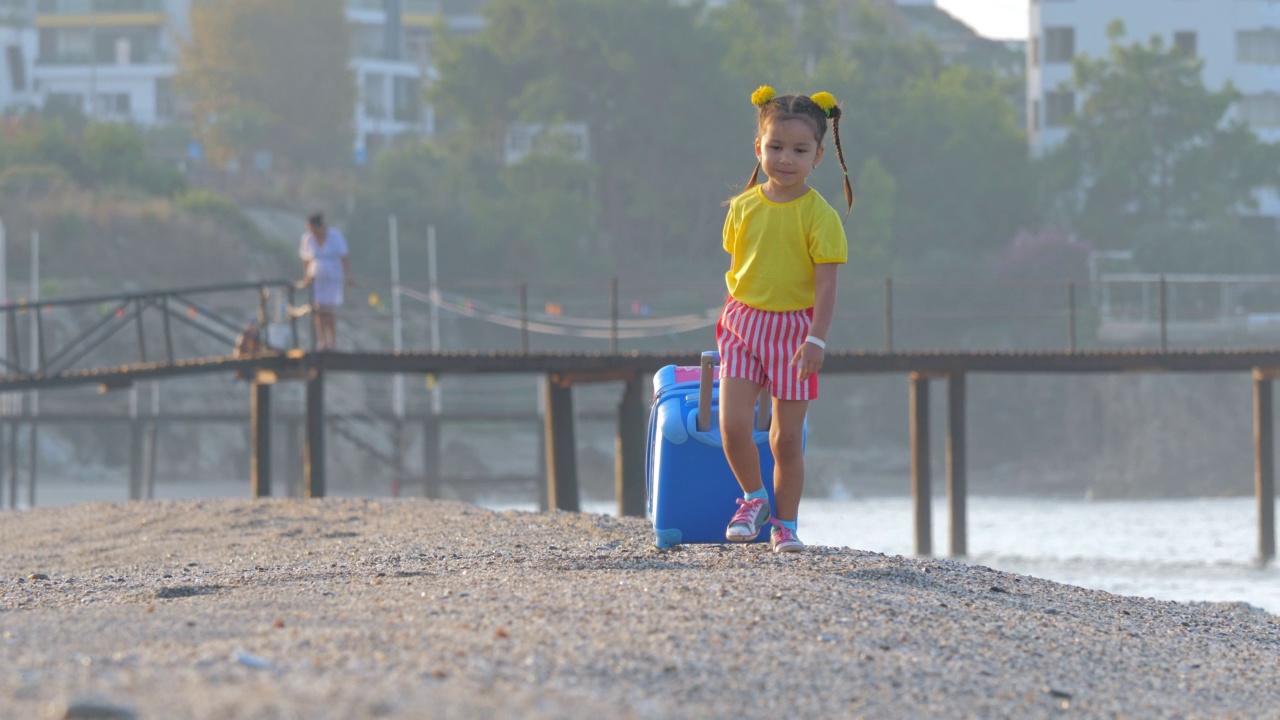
[[299, 213, 351, 308]]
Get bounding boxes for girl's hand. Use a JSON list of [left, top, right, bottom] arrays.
[[791, 341, 825, 381]]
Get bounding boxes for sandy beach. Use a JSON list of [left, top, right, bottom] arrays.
[[1, 497, 1278, 719]]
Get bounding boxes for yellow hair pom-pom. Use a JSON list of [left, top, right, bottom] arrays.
[[810, 92, 838, 115], [751, 85, 776, 107]]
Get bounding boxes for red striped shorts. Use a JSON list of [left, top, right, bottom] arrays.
[[716, 297, 818, 401]]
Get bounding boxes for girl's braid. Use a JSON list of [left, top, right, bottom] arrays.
[[827, 105, 854, 218]]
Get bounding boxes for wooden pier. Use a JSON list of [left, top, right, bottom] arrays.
[[1, 346, 1277, 564]]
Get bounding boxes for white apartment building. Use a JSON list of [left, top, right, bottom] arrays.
[[12, 0, 469, 162], [32, 0, 189, 125], [0, 0, 37, 112], [1029, 0, 1280, 223]]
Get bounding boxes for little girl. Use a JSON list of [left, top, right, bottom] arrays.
[[719, 86, 851, 553]]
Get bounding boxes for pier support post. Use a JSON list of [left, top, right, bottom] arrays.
[[909, 373, 932, 556], [1254, 370, 1276, 564], [7, 418, 17, 509], [422, 416, 442, 499], [544, 375, 580, 513], [144, 422, 158, 499], [128, 419, 143, 501], [250, 380, 272, 498], [304, 370, 325, 498], [284, 419, 301, 497], [616, 373, 647, 518], [947, 373, 968, 558]]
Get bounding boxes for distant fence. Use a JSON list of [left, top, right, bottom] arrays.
[[323, 274, 1280, 362]]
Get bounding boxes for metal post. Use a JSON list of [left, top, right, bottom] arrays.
[[610, 276, 619, 354], [389, 215, 405, 496], [251, 380, 272, 497], [143, 421, 158, 499], [616, 372, 646, 517], [161, 296, 174, 362], [6, 414, 16, 509], [304, 370, 325, 498], [145, 382, 159, 498], [884, 277, 894, 352], [133, 297, 146, 363], [422, 416, 441, 499], [946, 373, 967, 558], [1254, 370, 1276, 564], [519, 282, 529, 352], [25, 228, 37, 507], [128, 386, 141, 500], [25, 417, 36, 508], [427, 224, 441, 414], [544, 375, 580, 512], [1067, 281, 1077, 353], [285, 419, 301, 497], [27, 231, 38, 504], [536, 376, 548, 511], [1159, 274, 1168, 352], [0, 421, 5, 509], [909, 372, 932, 556], [287, 285, 300, 352]]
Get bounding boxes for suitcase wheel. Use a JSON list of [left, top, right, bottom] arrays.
[[654, 527, 683, 548]]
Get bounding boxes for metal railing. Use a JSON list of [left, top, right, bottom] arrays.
[[0, 278, 307, 378]]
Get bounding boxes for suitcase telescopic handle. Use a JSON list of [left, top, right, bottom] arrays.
[[696, 351, 718, 432]]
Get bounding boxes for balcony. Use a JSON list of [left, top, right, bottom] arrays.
[[37, 0, 163, 13], [348, 0, 442, 11]]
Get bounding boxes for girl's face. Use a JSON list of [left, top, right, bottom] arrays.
[[755, 118, 824, 195]]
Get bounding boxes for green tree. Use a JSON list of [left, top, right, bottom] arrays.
[[807, 3, 1031, 268], [1044, 21, 1280, 268], [850, 156, 895, 271], [80, 123, 186, 196], [429, 0, 739, 277], [177, 0, 355, 170]]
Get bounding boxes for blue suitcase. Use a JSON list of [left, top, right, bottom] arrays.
[[646, 351, 800, 548]]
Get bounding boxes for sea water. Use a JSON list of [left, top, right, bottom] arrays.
[[783, 496, 1280, 614]]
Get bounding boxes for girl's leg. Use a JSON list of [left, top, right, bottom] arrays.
[[770, 398, 809, 523], [324, 312, 337, 349], [719, 376, 766, 494]]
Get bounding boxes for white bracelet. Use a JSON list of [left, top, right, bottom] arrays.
[[804, 335, 826, 349]]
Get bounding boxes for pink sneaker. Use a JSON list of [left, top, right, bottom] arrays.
[[725, 497, 771, 542], [769, 520, 804, 553]]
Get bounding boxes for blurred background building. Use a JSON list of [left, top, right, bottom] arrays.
[[1029, 0, 1280, 234], [0, 0, 489, 159]]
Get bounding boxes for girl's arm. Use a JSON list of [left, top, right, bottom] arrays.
[[793, 262, 839, 380], [342, 256, 354, 286]]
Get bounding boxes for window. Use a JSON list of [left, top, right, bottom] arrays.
[[392, 76, 420, 123], [1237, 29, 1280, 65], [1174, 31, 1197, 56], [5, 44, 24, 91], [1044, 27, 1075, 64], [155, 77, 173, 119], [363, 73, 386, 119], [1045, 91, 1074, 127], [95, 93, 130, 118], [1239, 92, 1280, 128]]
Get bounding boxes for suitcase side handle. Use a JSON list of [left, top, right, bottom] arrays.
[[696, 351, 718, 432]]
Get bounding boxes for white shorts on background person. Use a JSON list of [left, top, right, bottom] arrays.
[[300, 228, 349, 308]]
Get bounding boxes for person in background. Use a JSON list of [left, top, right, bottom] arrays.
[[717, 86, 852, 554], [299, 212, 353, 350]]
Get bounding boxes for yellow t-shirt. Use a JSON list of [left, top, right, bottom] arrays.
[[723, 186, 848, 311]]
